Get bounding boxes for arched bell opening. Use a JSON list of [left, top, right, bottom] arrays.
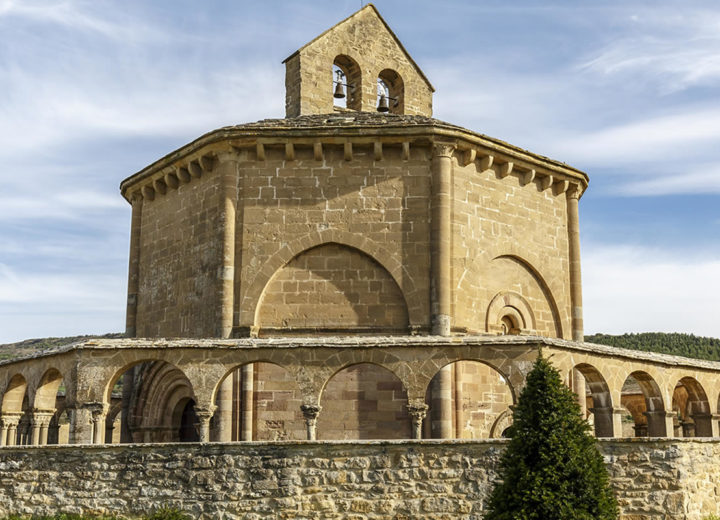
[[572, 363, 614, 437], [620, 371, 666, 437], [210, 362, 305, 442], [425, 360, 514, 439], [318, 363, 410, 440], [332, 55, 361, 111], [377, 69, 404, 114], [672, 377, 711, 437]]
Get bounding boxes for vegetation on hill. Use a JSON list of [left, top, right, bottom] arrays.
[[0, 333, 125, 362], [485, 353, 618, 520], [586, 332, 720, 362]]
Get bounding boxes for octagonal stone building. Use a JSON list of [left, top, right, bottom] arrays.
[[113, 4, 587, 443]]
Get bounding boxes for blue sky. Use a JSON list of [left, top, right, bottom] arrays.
[[1, 0, 719, 342]]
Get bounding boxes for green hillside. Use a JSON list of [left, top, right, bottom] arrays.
[[586, 332, 720, 362]]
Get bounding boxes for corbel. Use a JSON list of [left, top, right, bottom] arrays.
[[200, 153, 215, 172], [284, 142, 295, 161], [344, 142, 353, 161], [141, 184, 156, 201], [189, 160, 203, 179], [522, 169, 536, 186], [176, 167, 191, 184], [499, 162, 514, 179], [164, 172, 179, 190], [153, 178, 167, 195], [256, 142, 266, 161], [313, 142, 323, 161], [373, 141, 383, 161], [540, 174, 554, 191], [478, 154, 494, 171], [461, 148, 476, 167], [401, 141, 410, 161], [553, 179, 570, 196]]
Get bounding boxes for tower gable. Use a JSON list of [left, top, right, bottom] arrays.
[[283, 4, 434, 117]]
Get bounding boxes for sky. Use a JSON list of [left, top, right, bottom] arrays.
[[0, 0, 719, 343]]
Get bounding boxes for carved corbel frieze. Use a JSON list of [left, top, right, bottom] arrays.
[[141, 185, 155, 201], [373, 141, 383, 161], [153, 178, 167, 196], [553, 179, 570, 196], [401, 141, 410, 161], [313, 142, 323, 161], [176, 166, 191, 184], [189, 160, 203, 178], [164, 171, 179, 190], [344, 142, 353, 161], [200, 153, 215, 172], [285, 142, 295, 161], [460, 148, 476, 167], [256, 142, 266, 161], [540, 174, 554, 191]]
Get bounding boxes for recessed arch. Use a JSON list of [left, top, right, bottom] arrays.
[[34, 368, 64, 411], [242, 229, 421, 329], [486, 291, 536, 335], [255, 242, 409, 334], [318, 362, 410, 440]]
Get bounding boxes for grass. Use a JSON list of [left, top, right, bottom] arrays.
[[2, 508, 190, 520]]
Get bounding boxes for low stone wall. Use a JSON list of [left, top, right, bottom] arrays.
[[0, 439, 718, 519]]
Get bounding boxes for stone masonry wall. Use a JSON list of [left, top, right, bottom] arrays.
[[1, 440, 719, 519]]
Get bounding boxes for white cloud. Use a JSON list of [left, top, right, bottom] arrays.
[[583, 244, 720, 338], [619, 164, 720, 196]]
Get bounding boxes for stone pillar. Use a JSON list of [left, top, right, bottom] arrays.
[[216, 377, 233, 442], [125, 192, 143, 337], [120, 366, 135, 443], [218, 159, 237, 338], [0, 418, 7, 447], [566, 186, 584, 341], [301, 404, 321, 441], [430, 143, 455, 336], [407, 402, 428, 439], [195, 407, 216, 443], [30, 413, 42, 446], [4, 415, 20, 446], [644, 410, 673, 437], [571, 369, 587, 419], [591, 407, 623, 438], [241, 365, 254, 441], [692, 413, 715, 437], [90, 405, 106, 444], [69, 404, 99, 444], [431, 366, 453, 439]]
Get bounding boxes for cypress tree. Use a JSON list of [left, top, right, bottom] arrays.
[[485, 353, 619, 520]]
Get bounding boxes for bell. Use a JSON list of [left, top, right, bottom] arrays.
[[333, 81, 346, 99], [377, 94, 389, 113]]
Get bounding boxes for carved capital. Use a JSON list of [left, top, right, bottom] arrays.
[[194, 406, 217, 422], [406, 403, 428, 421], [433, 143, 456, 159]]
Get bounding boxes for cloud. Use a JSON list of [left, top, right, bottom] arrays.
[[580, 8, 720, 92], [583, 244, 720, 338], [619, 164, 720, 196]]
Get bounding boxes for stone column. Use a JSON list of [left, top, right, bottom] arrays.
[[430, 143, 455, 336], [216, 377, 233, 442], [300, 404, 321, 441], [125, 192, 143, 337], [591, 407, 623, 438], [218, 159, 237, 338], [69, 404, 99, 444], [120, 366, 135, 443], [4, 415, 20, 446], [566, 185, 584, 341], [195, 407, 216, 443], [90, 405, 106, 444], [430, 366, 453, 439], [644, 410, 673, 437], [692, 413, 715, 437], [0, 417, 7, 447], [241, 365, 254, 441], [571, 369, 587, 419], [30, 413, 42, 446], [407, 402, 428, 440]]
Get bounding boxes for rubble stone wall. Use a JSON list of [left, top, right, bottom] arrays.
[[0, 439, 719, 520]]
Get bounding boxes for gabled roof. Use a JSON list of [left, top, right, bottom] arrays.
[[282, 3, 435, 92]]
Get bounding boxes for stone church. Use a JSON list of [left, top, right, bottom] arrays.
[[115, 4, 585, 443], [3, 8, 720, 518]]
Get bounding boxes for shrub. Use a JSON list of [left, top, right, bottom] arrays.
[[144, 508, 190, 520], [485, 353, 619, 520]]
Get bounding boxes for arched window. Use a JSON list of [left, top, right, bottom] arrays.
[[377, 69, 404, 114], [332, 55, 361, 111]]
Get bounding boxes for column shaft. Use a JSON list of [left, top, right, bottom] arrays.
[[241, 364, 254, 441], [216, 376, 233, 442], [431, 144, 455, 336], [431, 365, 453, 438], [567, 188, 584, 341], [125, 194, 143, 337], [219, 161, 237, 338], [572, 369, 587, 418]]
